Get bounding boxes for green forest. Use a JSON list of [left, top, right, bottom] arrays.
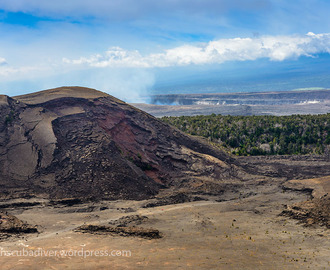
[[161, 113, 330, 156]]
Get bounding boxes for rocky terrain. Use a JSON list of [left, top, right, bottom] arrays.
[[0, 181, 328, 269], [0, 87, 329, 269]]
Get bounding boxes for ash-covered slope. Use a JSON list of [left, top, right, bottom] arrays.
[[0, 87, 243, 200]]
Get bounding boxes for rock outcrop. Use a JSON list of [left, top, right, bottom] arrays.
[[0, 87, 244, 200], [281, 194, 330, 228], [0, 212, 38, 234]]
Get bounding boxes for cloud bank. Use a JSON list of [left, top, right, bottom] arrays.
[[1, 32, 330, 101], [64, 33, 330, 68]]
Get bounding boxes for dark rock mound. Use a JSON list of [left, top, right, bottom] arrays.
[[143, 193, 202, 208], [109, 215, 148, 227], [74, 224, 162, 239], [281, 194, 330, 228], [48, 198, 83, 207]]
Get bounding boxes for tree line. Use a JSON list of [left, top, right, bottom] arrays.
[[161, 113, 330, 156]]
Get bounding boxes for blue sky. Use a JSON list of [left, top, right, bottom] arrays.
[[0, 0, 330, 101]]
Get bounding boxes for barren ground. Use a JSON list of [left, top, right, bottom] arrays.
[[0, 186, 329, 270]]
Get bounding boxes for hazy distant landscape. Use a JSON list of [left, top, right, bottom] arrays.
[[133, 89, 330, 117]]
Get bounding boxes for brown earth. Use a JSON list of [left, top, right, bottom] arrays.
[[0, 187, 329, 270], [0, 156, 328, 269]]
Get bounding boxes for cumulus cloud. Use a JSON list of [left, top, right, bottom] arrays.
[[2, 32, 330, 101], [64, 33, 330, 68]]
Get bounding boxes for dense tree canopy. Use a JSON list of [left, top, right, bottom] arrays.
[[161, 113, 330, 156]]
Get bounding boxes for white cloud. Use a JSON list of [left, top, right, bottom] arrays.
[[0, 58, 51, 78], [0, 57, 7, 66], [64, 32, 330, 68], [0, 65, 38, 77], [63, 47, 148, 68]]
